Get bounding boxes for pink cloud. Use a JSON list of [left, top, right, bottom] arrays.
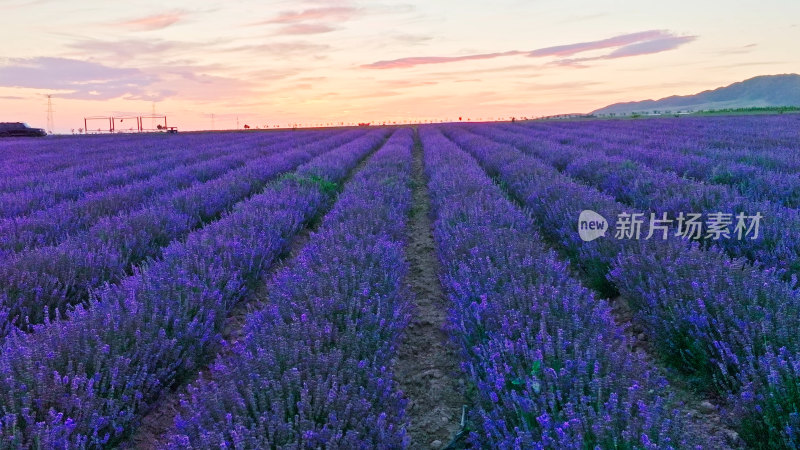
[[260, 7, 357, 25], [362, 51, 524, 69], [118, 12, 183, 31], [528, 30, 670, 57], [606, 35, 697, 57], [553, 35, 698, 66], [362, 30, 696, 69], [279, 23, 336, 35], [254, 6, 359, 35], [224, 41, 331, 56]]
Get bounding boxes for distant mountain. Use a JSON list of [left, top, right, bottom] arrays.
[[592, 74, 800, 115]]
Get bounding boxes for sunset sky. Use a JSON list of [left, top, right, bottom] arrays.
[[1, 0, 797, 132]]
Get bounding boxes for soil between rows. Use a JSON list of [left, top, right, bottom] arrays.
[[393, 129, 466, 449]]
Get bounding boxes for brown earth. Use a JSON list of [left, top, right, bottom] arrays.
[[392, 129, 466, 449]]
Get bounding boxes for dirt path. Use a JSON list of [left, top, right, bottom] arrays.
[[393, 129, 465, 449], [125, 137, 387, 449]]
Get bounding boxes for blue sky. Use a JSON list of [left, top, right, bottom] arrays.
[[1, 0, 797, 131]]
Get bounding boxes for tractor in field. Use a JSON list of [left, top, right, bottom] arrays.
[[0, 122, 47, 137]]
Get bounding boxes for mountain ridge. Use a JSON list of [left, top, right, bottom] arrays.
[[592, 74, 800, 115]]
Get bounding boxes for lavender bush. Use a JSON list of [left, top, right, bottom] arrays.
[[169, 129, 414, 449], [0, 130, 370, 339], [0, 130, 337, 252], [547, 122, 800, 208], [0, 129, 388, 448], [444, 123, 800, 448], [610, 239, 800, 448], [467, 123, 800, 279], [509, 115, 800, 173], [0, 133, 274, 216], [420, 127, 702, 448]]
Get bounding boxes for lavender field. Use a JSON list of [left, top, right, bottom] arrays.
[[1, 114, 799, 449]]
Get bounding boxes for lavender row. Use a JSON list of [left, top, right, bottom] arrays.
[[468, 124, 800, 278], [7, 130, 318, 190], [445, 126, 798, 448], [442, 128, 628, 295], [1, 143, 178, 196], [0, 129, 369, 339], [0, 131, 311, 200], [168, 129, 414, 449], [0, 134, 159, 174], [421, 127, 705, 448], [540, 115, 800, 149], [521, 115, 800, 162], [0, 132, 272, 179], [598, 139, 800, 208], [0, 130, 337, 253], [534, 116, 800, 160], [0, 133, 215, 189], [610, 240, 800, 448], [0, 129, 389, 448], [0, 143, 264, 253], [503, 119, 800, 179], [467, 123, 740, 214], [500, 121, 800, 208], [0, 146, 299, 337], [0, 131, 311, 217]]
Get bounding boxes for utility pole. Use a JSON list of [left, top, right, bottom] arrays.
[[151, 102, 156, 129], [46, 94, 54, 134], [236, 116, 239, 130], [211, 113, 215, 130]]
